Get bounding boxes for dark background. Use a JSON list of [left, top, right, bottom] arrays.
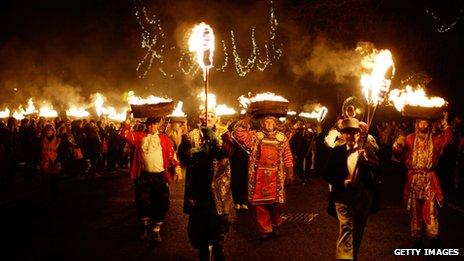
[[0, 0, 463, 118]]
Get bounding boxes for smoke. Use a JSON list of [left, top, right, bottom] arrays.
[[289, 36, 365, 83]]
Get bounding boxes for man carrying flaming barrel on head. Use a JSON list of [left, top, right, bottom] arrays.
[[393, 110, 452, 248], [232, 96, 294, 241], [177, 109, 233, 261], [119, 101, 182, 245]]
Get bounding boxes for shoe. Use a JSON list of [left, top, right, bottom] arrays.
[[241, 204, 248, 210], [234, 204, 241, 210]]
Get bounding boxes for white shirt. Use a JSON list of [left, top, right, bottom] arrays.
[[141, 132, 165, 173], [346, 145, 359, 180]]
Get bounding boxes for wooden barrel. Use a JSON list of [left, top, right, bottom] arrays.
[[248, 100, 289, 117], [130, 101, 175, 118], [402, 105, 444, 120]]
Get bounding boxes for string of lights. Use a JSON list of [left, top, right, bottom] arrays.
[[425, 8, 463, 33], [133, 0, 282, 78]]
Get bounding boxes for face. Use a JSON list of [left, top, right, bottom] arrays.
[[147, 123, 159, 133], [46, 128, 54, 137], [417, 120, 429, 134], [263, 118, 276, 132], [341, 129, 360, 147], [171, 122, 180, 131], [200, 112, 217, 128]]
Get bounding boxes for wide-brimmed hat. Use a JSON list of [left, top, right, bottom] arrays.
[[340, 118, 360, 132]]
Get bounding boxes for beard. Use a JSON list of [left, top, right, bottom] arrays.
[[418, 127, 429, 134]]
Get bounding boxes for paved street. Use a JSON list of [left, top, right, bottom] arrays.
[[1, 166, 463, 260]]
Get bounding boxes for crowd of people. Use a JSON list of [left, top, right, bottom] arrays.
[[1, 109, 463, 260]]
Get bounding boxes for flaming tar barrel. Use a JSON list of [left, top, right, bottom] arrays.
[[248, 100, 289, 117], [402, 105, 445, 120], [130, 101, 176, 118]]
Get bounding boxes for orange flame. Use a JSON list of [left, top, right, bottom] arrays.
[[168, 101, 187, 117], [188, 22, 215, 79], [0, 108, 10, 118], [238, 92, 289, 108], [299, 106, 328, 122], [388, 85, 447, 111], [359, 49, 395, 106]]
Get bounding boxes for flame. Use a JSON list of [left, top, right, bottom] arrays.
[[388, 85, 447, 111], [188, 22, 215, 79], [25, 98, 38, 114], [66, 106, 90, 118], [127, 90, 172, 105], [0, 108, 10, 118], [240, 109, 246, 115], [198, 92, 217, 110], [105, 106, 127, 122], [215, 104, 236, 116], [169, 101, 187, 117], [39, 103, 58, 118], [299, 106, 328, 122], [93, 93, 105, 117], [359, 49, 395, 106], [287, 111, 297, 116], [238, 92, 289, 108]]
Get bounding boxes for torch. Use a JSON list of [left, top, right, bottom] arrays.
[[352, 49, 395, 182], [188, 22, 215, 125]]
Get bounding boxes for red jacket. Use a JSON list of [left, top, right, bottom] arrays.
[[120, 123, 178, 182]]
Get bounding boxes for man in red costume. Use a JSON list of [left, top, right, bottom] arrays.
[[234, 115, 294, 240], [120, 117, 180, 243], [393, 118, 452, 247]]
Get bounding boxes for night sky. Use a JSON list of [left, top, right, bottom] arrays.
[[0, 0, 463, 116]]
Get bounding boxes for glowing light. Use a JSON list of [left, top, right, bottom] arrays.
[[188, 22, 215, 79], [168, 101, 187, 117], [359, 48, 395, 106], [215, 104, 236, 116], [0, 108, 10, 118], [388, 85, 447, 112], [287, 111, 297, 116], [299, 106, 328, 122], [238, 92, 288, 108], [127, 90, 172, 105], [66, 106, 90, 118], [198, 92, 217, 110], [39, 103, 58, 118]]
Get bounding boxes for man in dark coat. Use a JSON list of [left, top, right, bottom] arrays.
[[324, 118, 379, 260]]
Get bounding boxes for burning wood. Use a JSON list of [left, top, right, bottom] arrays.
[[299, 105, 328, 122], [66, 106, 90, 118], [188, 22, 215, 79], [215, 104, 236, 116], [388, 85, 447, 119], [239, 92, 289, 117], [0, 108, 10, 118], [127, 91, 174, 118]]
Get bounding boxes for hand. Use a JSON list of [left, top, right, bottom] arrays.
[[285, 167, 294, 186], [344, 179, 352, 188], [174, 166, 183, 183]]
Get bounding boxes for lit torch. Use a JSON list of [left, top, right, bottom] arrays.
[[0, 108, 10, 118], [299, 105, 328, 122], [188, 22, 215, 124]]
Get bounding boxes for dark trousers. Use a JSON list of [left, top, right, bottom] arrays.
[[134, 171, 170, 223], [188, 208, 229, 250]]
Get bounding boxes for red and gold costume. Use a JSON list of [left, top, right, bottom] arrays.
[[394, 126, 452, 239], [234, 122, 293, 235]]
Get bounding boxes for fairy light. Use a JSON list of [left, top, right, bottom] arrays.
[[425, 8, 463, 33], [134, 0, 282, 78]]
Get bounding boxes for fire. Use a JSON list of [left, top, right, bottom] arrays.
[[105, 106, 127, 122], [198, 92, 217, 110], [66, 106, 90, 118], [215, 104, 236, 116], [169, 101, 187, 117], [188, 22, 215, 79], [39, 103, 58, 118], [388, 85, 447, 111], [127, 90, 172, 105], [92, 92, 128, 121], [359, 49, 395, 106], [238, 92, 289, 108], [287, 111, 297, 116], [299, 106, 328, 122], [25, 98, 38, 115], [0, 108, 10, 118]]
